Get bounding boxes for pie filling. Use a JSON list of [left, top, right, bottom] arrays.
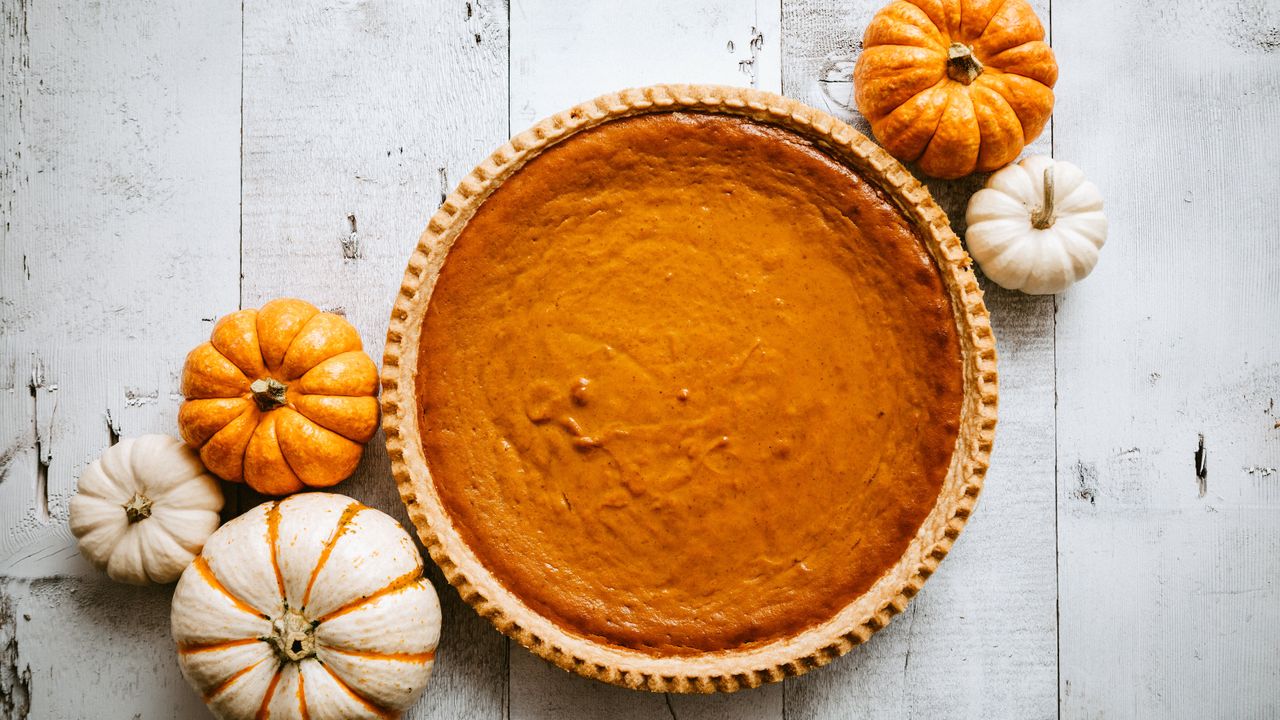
[[417, 112, 964, 655]]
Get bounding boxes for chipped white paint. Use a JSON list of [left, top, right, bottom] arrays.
[[0, 0, 242, 578], [240, 2, 512, 719], [1054, 0, 1280, 717], [506, 3, 784, 717], [0, 0, 241, 715], [509, 0, 782, 128], [2, 0, 1279, 718], [780, 1, 1059, 718]]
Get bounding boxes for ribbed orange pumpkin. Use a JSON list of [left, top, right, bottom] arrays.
[[853, 0, 1058, 179], [179, 299, 379, 495]]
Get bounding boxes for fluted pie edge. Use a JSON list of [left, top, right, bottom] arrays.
[[380, 84, 999, 693]]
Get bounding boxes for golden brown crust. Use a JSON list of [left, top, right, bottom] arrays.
[[382, 84, 998, 693]]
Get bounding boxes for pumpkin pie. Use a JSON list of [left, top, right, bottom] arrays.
[[383, 85, 997, 692]]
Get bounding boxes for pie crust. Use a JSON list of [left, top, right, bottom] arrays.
[[382, 84, 998, 693]]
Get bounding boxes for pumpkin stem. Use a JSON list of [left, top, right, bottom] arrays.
[[268, 608, 316, 663], [1031, 166, 1056, 229], [946, 42, 984, 85], [250, 378, 288, 411], [122, 493, 153, 523]]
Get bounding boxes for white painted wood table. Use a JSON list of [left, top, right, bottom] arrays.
[[2, 0, 1277, 718]]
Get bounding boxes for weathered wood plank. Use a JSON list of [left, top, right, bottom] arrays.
[[510, 0, 782, 130], [240, 1, 511, 718], [0, 0, 242, 576], [1054, 1, 1280, 717], [1, 577, 208, 719], [780, 2, 1059, 718], [0, 0, 242, 716], [3, 0, 1275, 718], [506, 1, 783, 717]]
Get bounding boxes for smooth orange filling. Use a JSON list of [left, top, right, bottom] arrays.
[[417, 112, 963, 654]]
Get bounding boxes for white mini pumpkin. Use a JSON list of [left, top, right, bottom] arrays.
[[69, 434, 224, 585], [965, 155, 1108, 295], [171, 492, 440, 720]]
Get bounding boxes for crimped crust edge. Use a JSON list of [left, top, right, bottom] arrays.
[[381, 84, 998, 694]]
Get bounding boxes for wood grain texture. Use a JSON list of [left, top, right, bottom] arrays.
[[1, 578, 208, 718], [0, 0, 241, 577], [240, 1, 511, 718], [0, 0, 241, 716], [1054, 1, 1280, 717], [510, 0, 782, 126], [781, 1, 1059, 718], [3, 0, 1280, 717], [506, 1, 783, 717]]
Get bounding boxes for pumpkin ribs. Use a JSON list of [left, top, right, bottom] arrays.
[[193, 556, 269, 619], [300, 502, 366, 610], [314, 568, 424, 624], [320, 661, 396, 720]]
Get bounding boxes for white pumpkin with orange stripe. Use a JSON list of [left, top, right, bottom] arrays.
[[171, 493, 440, 719]]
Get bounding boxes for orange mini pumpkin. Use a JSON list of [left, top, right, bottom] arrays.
[[853, 0, 1058, 179], [178, 298, 379, 495]]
